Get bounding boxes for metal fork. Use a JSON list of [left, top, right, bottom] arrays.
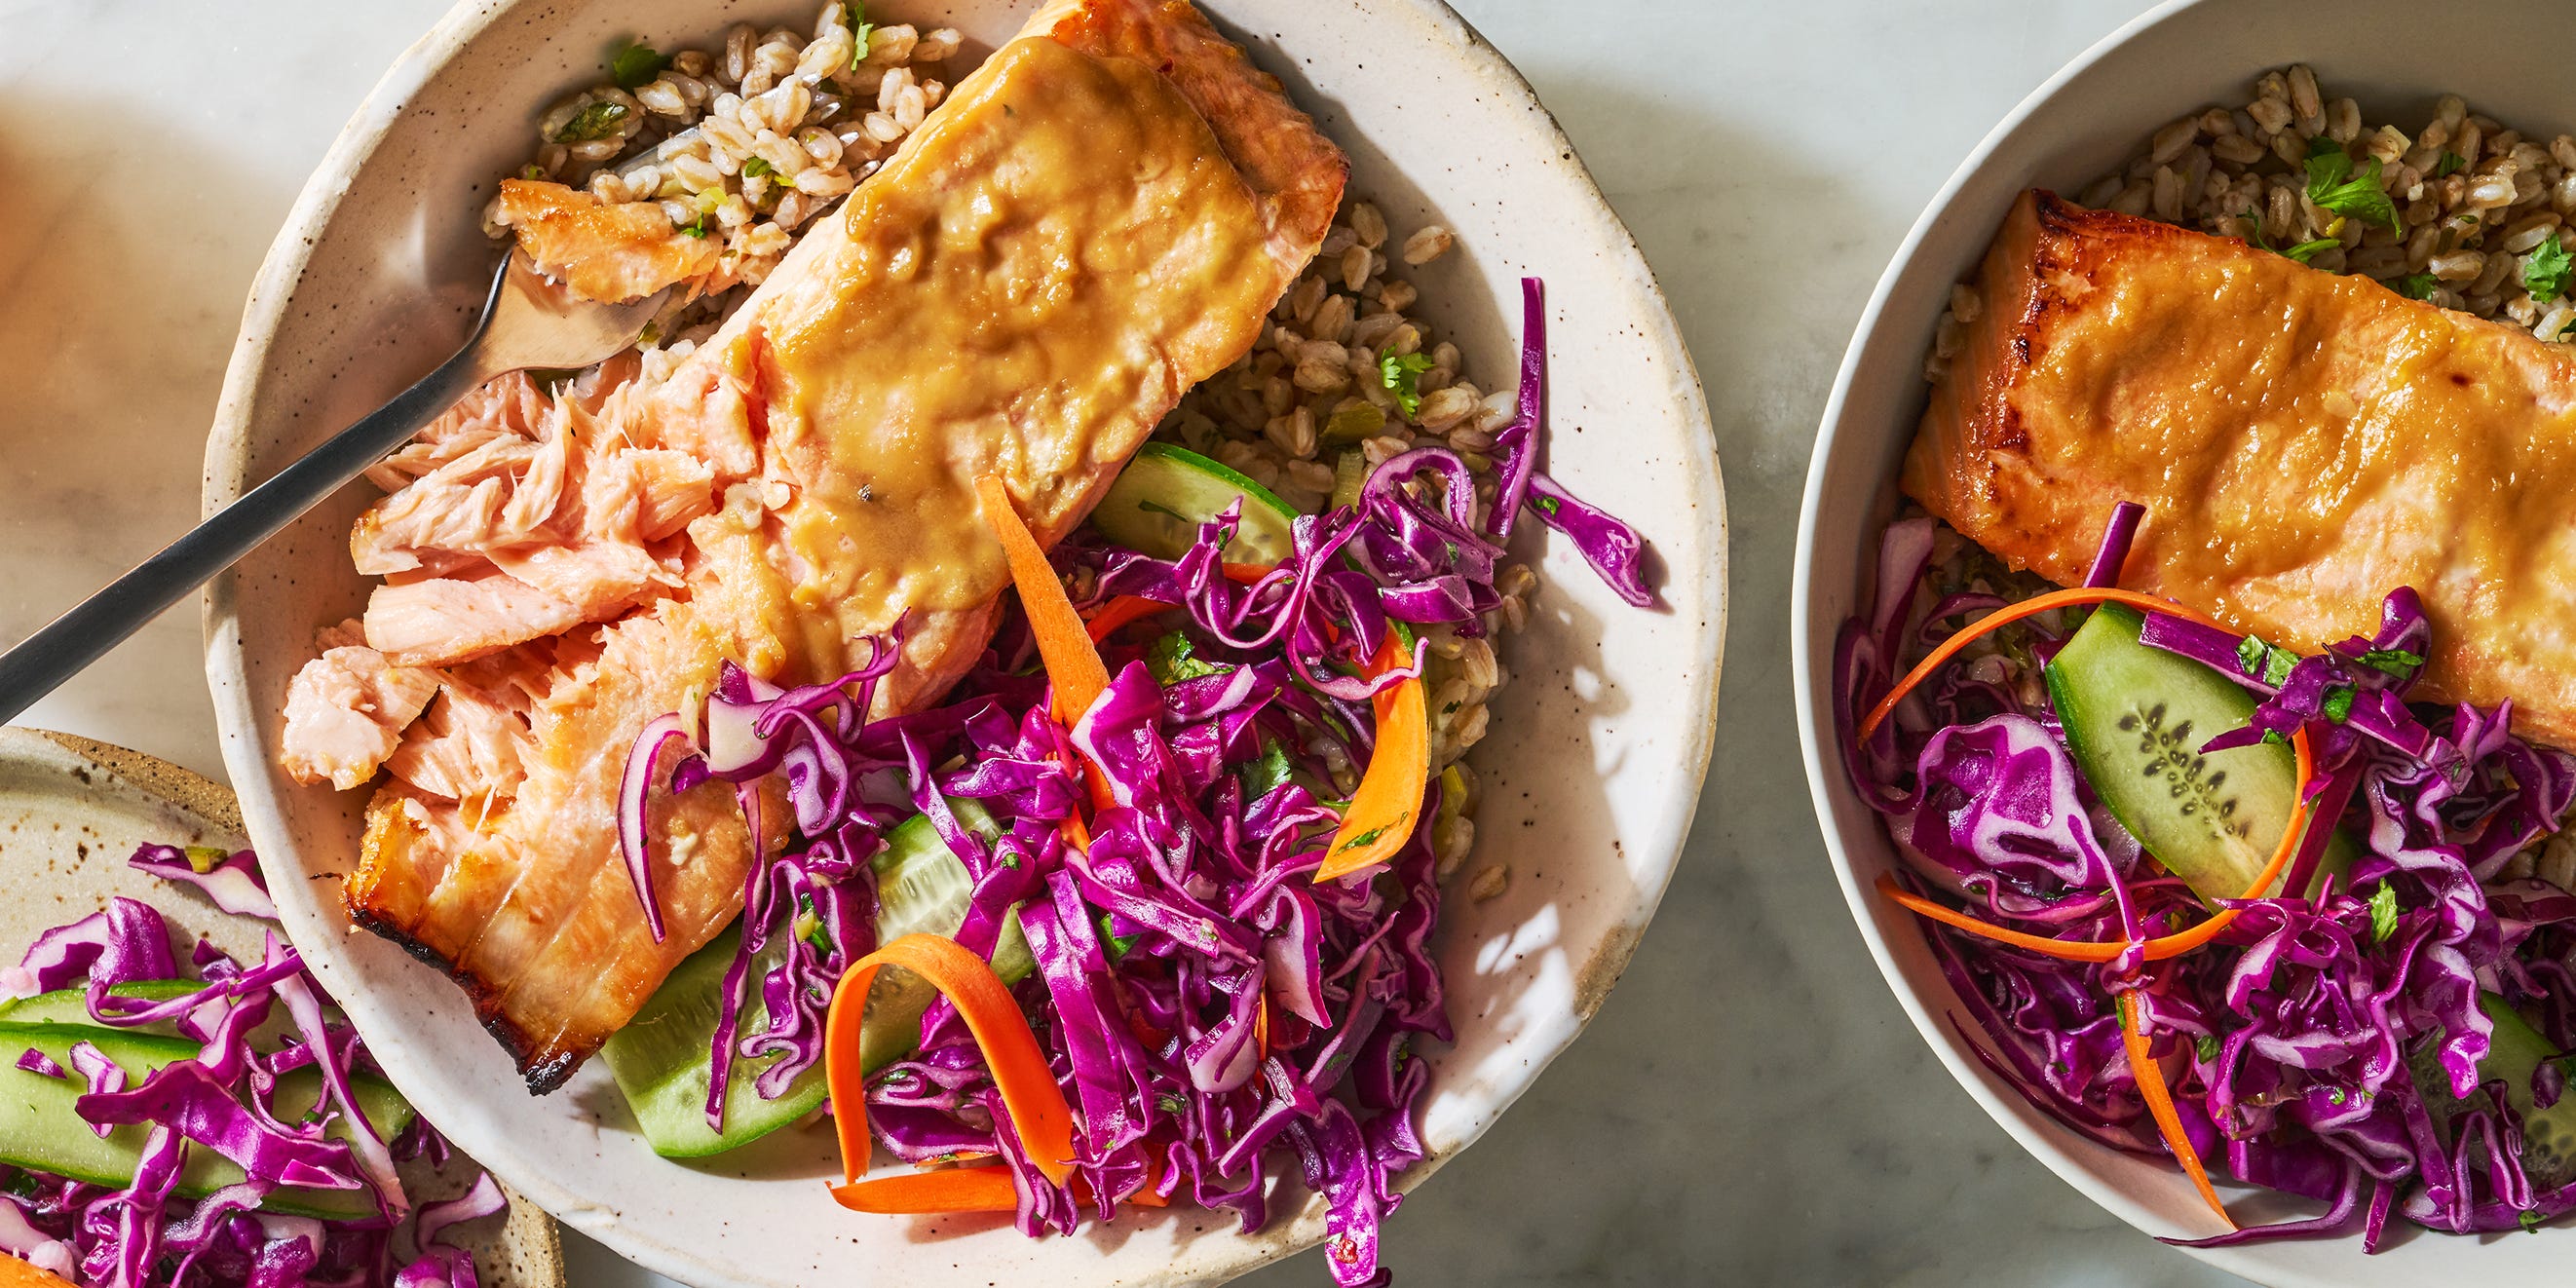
[[0, 253, 666, 724]]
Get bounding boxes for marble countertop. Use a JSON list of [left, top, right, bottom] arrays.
[[0, 0, 2254, 1282]]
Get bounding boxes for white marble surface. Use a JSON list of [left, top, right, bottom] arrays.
[[0, 0, 2263, 1282]]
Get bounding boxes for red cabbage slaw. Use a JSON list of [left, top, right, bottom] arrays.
[[0, 846, 505, 1287], [614, 276, 1653, 1283], [1837, 505, 2576, 1246]]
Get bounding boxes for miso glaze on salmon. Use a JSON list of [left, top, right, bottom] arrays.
[[281, 0, 1345, 1091], [1908, 189, 2576, 752]]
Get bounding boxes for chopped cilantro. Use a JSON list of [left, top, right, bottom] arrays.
[[1378, 351, 1433, 418], [2522, 236, 2573, 302], [2328, 1086, 2348, 1106], [679, 213, 711, 239], [1241, 737, 1295, 800], [2354, 647, 2424, 678], [2322, 685, 2355, 723], [1155, 1092, 1188, 1117], [551, 98, 630, 143], [2523, 1207, 2548, 1233], [2437, 150, 2469, 178], [2370, 881, 2399, 943], [1146, 631, 1223, 686], [2282, 237, 2343, 264], [609, 42, 669, 90], [1096, 910, 1140, 960], [1335, 811, 1410, 853], [2237, 634, 2270, 676], [2261, 645, 2296, 687], [843, 2, 875, 71], [2393, 272, 2443, 300], [2304, 137, 2399, 230], [2196, 1033, 2222, 1063], [2238, 210, 2272, 251], [741, 156, 777, 180]]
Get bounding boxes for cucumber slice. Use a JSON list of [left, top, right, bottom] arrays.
[[0, 1021, 413, 1218], [0, 980, 205, 1034], [2408, 994, 2576, 1189], [1091, 443, 1300, 564], [2046, 604, 2351, 904], [601, 801, 1034, 1158]]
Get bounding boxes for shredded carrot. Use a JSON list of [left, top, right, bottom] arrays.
[[1859, 587, 2232, 742], [826, 932, 1077, 1190], [1222, 562, 1273, 584], [1084, 594, 1173, 643], [830, 1165, 1019, 1214], [976, 474, 1111, 728], [2119, 989, 2234, 1230], [1875, 726, 2312, 962], [1314, 630, 1429, 883], [0, 1256, 75, 1288]]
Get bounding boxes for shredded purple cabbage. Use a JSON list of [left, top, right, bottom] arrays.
[[602, 273, 1655, 1285], [1837, 505, 2576, 1248], [0, 848, 510, 1286]]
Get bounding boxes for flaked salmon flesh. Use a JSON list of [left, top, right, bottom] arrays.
[[279, 0, 1346, 1092]]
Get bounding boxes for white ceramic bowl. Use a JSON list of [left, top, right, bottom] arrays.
[[1795, 0, 2569, 1282], [202, 3, 1726, 1285]]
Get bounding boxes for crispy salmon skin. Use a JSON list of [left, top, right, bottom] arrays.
[[284, 0, 1345, 1091], [1909, 189, 2576, 749]]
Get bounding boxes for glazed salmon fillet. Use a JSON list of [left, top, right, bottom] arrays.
[[1908, 189, 2576, 750], [286, 0, 1344, 1091]]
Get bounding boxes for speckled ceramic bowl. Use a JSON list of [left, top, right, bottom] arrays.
[[1795, 0, 2572, 1283], [0, 728, 564, 1288], [200, 2, 1725, 1284]]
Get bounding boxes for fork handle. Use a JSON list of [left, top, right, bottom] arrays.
[[0, 341, 500, 726]]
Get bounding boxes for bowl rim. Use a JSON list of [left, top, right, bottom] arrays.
[[1785, 0, 2326, 1278], [199, 0, 1729, 1282]]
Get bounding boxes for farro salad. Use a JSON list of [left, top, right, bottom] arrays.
[[273, 2, 1654, 1283], [1853, 70, 2576, 1248]]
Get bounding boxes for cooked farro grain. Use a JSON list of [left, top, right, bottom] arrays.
[[483, 4, 1530, 882], [1926, 65, 2576, 382]]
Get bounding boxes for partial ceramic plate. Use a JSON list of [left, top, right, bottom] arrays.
[[1793, 0, 2574, 1283], [200, 2, 1724, 1285], [0, 727, 563, 1287]]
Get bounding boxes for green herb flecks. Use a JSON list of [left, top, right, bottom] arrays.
[[2304, 137, 2400, 230], [2522, 236, 2573, 302], [519, 164, 548, 181], [2237, 634, 2270, 677], [2354, 648, 2424, 679], [1378, 351, 1433, 418], [551, 98, 631, 144], [679, 213, 711, 239], [2522, 1207, 2548, 1233], [843, 1, 875, 71], [2282, 238, 2342, 264], [741, 156, 777, 180], [2196, 1033, 2222, 1064], [1337, 812, 1410, 853], [2394, 272, 2443, 301], [609, 42, 669, 91], [2322, 685, 2356, 723], [2436, 150, 2469, 178], [1147, 631, 1224, 687], [1096, 910, 1140, 961], [1242, 737, 1296, 801], [2369, 881, 2400, 943]]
